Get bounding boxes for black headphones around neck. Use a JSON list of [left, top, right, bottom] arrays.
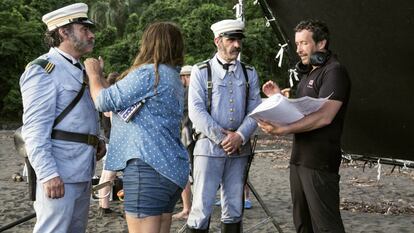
[[295, 50, 331, 74]]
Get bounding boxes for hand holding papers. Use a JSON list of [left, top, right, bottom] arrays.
[[249, 93, 330, 125]]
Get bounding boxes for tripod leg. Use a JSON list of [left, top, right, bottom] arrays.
[[0, 213, 36, 232], [247, 180, 284, 233]]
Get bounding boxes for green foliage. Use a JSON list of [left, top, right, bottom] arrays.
[[89, 0, 128, 37], [242, 18, 286, 87], [99, 39, 139, 74], [28, 0, 77, 16], [1, 0, 289, 120], [90, 1, 110, 28], [138, 1, 181, 30], [124, 13, 140, 35], [0, 2, 45, 119], [2, 86, 22, 119], [93, 26, 118, 49]]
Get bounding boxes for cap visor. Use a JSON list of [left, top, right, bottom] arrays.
[[222, 32, 245, 39], [79, 19, 95, 26], [70, 18, 95, 27]]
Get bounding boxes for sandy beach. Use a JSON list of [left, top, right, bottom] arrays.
[[0, 129, 413, 233]]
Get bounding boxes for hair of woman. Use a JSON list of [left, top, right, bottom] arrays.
[[118, 22, 184, 92]]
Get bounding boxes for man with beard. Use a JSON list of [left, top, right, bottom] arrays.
[[259, 20, 350, 233], [186, 19, 261, 233], [20, 3, 105, 232]]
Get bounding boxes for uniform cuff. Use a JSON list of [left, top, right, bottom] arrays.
[[236, 131, 246, 145], [40, 172, 60, 184]]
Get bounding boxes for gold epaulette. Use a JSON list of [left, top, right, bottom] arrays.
[[26, 59, 55, 74]]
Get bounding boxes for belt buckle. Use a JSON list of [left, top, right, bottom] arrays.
[[88, 135, 98, 147]]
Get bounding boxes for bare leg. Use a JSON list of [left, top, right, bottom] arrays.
[[126, 214, 161, 233], [172, 182, 192, 220], [160, 213, 173, 233], [125, 213, 173, 233], [98, 170, 116, 209], [244, 184, 250, 200], [244, 184, 252, 209]]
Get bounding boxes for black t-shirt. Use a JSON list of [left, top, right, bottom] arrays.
[[291, 55, 351, 173]]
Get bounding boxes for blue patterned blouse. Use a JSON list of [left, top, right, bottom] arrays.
[[95, 64, 189, 188]]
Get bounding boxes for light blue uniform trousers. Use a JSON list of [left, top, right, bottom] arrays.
[[33, 181, 91, 233], [187, 155, 248, 230]]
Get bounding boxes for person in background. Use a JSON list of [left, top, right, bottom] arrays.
[[19, 3, 105, 232], [85, 22, 189, 233], [186, 19, 261, 232], [215, 185, 253, 209], [243, 185, 252, 209], [258, 19, 350, 233], [172, 65, 193, 220], [97, 72, 119, 216]]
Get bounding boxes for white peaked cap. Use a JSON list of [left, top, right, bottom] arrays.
[[42, 3, 94, 31], [210, 19, 245, 38], [180, 65, 193, 75]]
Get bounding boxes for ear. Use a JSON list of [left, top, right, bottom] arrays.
[[58, 28, 69, 39], [316, 39, 327, 50], [214, 37, 221, 46]]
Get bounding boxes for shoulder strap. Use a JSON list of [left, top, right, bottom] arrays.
[[196, 59, 213, 113], [26, 59, 55, 74], [202, 60, 251, 114], [240, 62, 250, 109], [206, 62, 213, 113], [53, 72, 87, 128]]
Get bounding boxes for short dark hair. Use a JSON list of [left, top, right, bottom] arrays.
[[44, 24, 73, 48], [294, 19, 330, 49]]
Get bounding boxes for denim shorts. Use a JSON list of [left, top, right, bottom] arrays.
[[123, 158, 182, 218]]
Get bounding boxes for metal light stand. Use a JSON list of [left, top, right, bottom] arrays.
[[242, 136, 284, 233], [244, 180, 283, 233]]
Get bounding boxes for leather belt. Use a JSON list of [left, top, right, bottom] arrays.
[[197, 133, 207, 139], [51, 129, 99, 147], [196, 128, 235, 140]]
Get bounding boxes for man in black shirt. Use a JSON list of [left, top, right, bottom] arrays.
[[259, 19, 350, 233]]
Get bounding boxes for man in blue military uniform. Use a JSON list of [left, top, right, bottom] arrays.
[[20, 3, 105, 232], [186, 19, 261, 232]]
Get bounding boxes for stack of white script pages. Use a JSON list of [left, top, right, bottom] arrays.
[[249, 93, 330, 125]]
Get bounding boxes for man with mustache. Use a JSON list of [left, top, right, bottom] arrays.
[[259, 19, 350, 233], [186, 19, 261, 232], [19, 3, 104, 232]]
